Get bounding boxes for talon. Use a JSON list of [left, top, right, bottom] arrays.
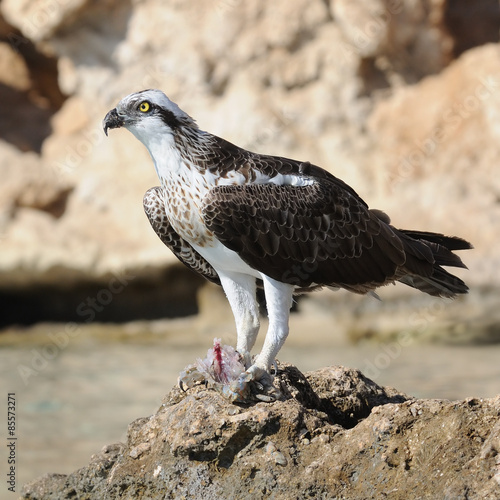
[[245, 364, 268, 382], [270, 360, 278, 376], [254, 381, 265, 392], [256, 393, 276, 403]]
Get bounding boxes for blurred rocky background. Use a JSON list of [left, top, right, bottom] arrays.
[[1, 0, 500, 491], [0, 0, 499, 341], [0, 0, 499, 339]]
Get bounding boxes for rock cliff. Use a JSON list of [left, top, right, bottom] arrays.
[[0, 0, 498, 327], [21, 364, 500, 499]]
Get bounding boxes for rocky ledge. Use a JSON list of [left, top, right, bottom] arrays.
[[22, 365, 500, 499]]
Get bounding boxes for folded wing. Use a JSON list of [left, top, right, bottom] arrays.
[[202, 178, 471, 297]]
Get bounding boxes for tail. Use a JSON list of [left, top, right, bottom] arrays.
[[395, 229, 473, 298]]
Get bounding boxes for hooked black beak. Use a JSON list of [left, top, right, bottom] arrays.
[[103, 108, 124, 136]]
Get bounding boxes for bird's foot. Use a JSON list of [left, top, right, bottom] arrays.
[[218, 365, 281, 403], [178, 362, 281, 403], [177, 339, 281, 403], [244, 364, 282, 403]]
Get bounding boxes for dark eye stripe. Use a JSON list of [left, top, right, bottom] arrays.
[[157, 108, 181, 128]]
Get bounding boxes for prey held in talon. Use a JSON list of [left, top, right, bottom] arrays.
[[103, 89, 472, 401]]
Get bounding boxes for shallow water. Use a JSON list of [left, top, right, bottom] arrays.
[[1, 317, 499, 492]]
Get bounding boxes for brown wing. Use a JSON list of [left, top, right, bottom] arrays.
[[202, 179, 412, 291], [144, 187, 221, 285]]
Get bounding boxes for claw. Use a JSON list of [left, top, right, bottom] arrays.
[[227, 364, 282, 403], [271, 360, 278, 375], [255, 393, 276, 403]]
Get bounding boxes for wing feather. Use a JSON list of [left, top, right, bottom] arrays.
[[181, 134, 470, 297], [202, 179, 407, 289]]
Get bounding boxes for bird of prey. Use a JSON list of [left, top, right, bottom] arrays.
[[103, 89, 471, 394]]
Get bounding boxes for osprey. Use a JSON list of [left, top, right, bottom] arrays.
[[103, 89, 471, 392]]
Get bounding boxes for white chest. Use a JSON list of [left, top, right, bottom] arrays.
[[143, 133, 215, 246]]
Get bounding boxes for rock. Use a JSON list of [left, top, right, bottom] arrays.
[[0, 1, 498, 327], [367, 43, 500, 289], [0, 41, 31, 90], [1, 0, 88, 42], [332, 0, 454, 79], [20, 364, 500, 499]]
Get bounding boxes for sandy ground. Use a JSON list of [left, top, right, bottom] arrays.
[[1, 315, 499, 492]]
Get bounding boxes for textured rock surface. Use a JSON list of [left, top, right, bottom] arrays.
[[21, 364, 500, 499], [368, 44, 500, 287], [0, 0, 498, 326]]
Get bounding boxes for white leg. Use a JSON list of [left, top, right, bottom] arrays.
[[218, 271, 260, 363], [249, 275, 294, 379]]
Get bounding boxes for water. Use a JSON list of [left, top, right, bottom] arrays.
[[1, 317, 499, 492]]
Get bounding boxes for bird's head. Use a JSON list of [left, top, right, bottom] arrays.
[[103, 89, 197, 144]]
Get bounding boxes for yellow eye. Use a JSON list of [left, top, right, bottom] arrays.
[[139, 101, 150, 113]]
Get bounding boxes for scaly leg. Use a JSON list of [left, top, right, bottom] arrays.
[[247, 275, 294, 381], [218, 271, 260, 367], [199, 272, 293, 402]]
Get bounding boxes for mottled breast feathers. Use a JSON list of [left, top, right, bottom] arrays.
[[143, 186, 220, 285]]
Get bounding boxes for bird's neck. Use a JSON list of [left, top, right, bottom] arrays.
[[146, 132, 183, 182], [145, 126, 214, 186]]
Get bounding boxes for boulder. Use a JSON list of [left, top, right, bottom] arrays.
[[21, 364, 500, 499]]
